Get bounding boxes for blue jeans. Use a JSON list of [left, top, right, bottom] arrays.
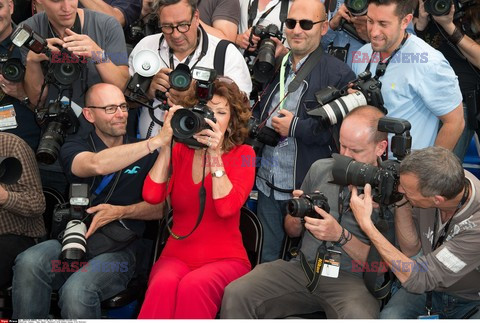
[[381, 287, 480, 319], [257, 189, 288, 263], [12, 239, 136, 319]]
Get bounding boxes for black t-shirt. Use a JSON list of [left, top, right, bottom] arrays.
[[419, 22, 480, 92], [59, 128, 158, 235]]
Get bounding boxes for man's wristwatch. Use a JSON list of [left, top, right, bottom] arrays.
[[211, 170, 226, 178]]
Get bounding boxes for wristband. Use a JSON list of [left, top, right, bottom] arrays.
[[334, 227, 347, 247], [448, 26, 464, 45]]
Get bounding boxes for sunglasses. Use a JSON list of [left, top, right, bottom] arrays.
[[285, 18, 326, 30]]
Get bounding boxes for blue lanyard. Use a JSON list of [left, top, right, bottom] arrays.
[[94, 173, 115, 196]]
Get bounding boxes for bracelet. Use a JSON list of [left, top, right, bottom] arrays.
[[146, 138, 155, 154], [334, 227, 347, 247], [448, 26, 464, 45]]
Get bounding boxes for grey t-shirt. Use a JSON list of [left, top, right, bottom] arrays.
[[198, 0, 241, 26], [22, 9, 128, 108], [295, 158, 395, 278]]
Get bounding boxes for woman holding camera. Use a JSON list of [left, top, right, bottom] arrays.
[[138, 78, 255, 319]]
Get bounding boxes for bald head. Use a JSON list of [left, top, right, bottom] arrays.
[[342, 105, 387, 144], [85, 83, 125, 108]]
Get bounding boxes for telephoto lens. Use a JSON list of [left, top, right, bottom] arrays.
[[61, 220, 87, 261]]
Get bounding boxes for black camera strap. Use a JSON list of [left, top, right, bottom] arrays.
[[365, 32, 409, 80], [47, 13, 82, 39], [166, 149, 208, 240], [299, 242, 328, 293]]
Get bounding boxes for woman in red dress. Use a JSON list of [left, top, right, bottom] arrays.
[[138, 77, 255, 318]]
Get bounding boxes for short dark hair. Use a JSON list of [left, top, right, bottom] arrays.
[[399, 146, 465, 199], [368, 0, 417, 18], [154, 0, 198, 16]]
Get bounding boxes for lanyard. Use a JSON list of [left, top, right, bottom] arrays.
[[425, 179, 469, 315], [278, 52, 291, 110], [365, 32, 409, 80]]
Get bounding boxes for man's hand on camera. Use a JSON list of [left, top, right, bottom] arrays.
[[271, 37, 289, 58], [351, 15, 369, 42], [165, 80, 195, 106], [147, 67, 172, 100], [0, 75, 28, 101], [85, 203, 124, 238], [304, 206, 342, 241], [236, 27, 260, 50], [415, 0, 430, 32], [350, 184, 374, 231], [431, 4, 456, 34], [26, 37, 63, 64], [329, 4, 351, 30], [271, 109, 293, 137], [62, 28, 102, 58]]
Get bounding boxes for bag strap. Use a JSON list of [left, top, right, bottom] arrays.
[[214, 39, 232, 76], [287, 45, 323, 93]]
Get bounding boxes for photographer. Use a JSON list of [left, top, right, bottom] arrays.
[[0, 0, 40, 151], [138, 77, 255, 318], [0, 132, 45, 289], [351, 146, 480, 319], [221, 106, 392, 319], [128, 0, 252, 139], [253, 0, 355, 263], [21, 0, 129, 108], [351, 0, 464, 151], [78, 0, 142, 29], [414, 1, 480, 160], [12, 83, 164, 319]]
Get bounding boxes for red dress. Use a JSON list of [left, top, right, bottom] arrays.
[[139, 143, 255, 318]]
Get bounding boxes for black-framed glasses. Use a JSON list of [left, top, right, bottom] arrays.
[[285, 18, 326, 30], [160, 15, 194, 34], [88, 103, 129, 114]]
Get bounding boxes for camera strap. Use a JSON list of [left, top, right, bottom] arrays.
[[47, 13, 82, 39], [365, 32, 408, 80], [299, 242, 328, 293], [166, 149, 208, 240]]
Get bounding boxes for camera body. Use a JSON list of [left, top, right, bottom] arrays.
[[0, 55, 25, 83], [155, 63, 192, 101], [11, 24, 84, 87], [52, 183, 90, 261], [36, 101, 80, 165], [331, 117, 412, 205], [251, 24, 283, 84], [171, 67, 217, 149], [307, 70, 385, 128], [126, 15, 160, 45], [287, 192, 330, 218], [244, 117, 281, 156]]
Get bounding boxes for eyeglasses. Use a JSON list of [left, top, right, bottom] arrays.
[[87, 103, 129, 114], [285, 18, 326, 30], [160, 15, 194, 34]]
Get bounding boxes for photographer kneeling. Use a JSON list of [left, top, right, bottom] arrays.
[[351, 146, 480, 319], [221, 105, 392, 319], [11, 83, 165, 319]]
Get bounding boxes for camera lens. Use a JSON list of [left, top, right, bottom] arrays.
[[169, 63, 192, 91], [424, 0, 452, 16], [61, 219, 87, 261], [53, 61, 81, 86], [286, 198, 309, 217], [253, 38, 277, 84], [171, 109, 204, 139], [345, 0, 368, 15], [1, 58, 25, 82], [331, 154, 379, 187], [36, 121, 66, 165]]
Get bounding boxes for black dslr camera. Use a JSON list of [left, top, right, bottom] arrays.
[[0, 156, 22, 184], [52, 183, 90, 261], [155, 63, 192, 101], [35, 101, 79, 165], [331, 117, 411, 205], [170, 67, 217, 149], [0, 54, 25, 83], [424, 0, 475, 16], [287, 192, 330, 218], [11, 24, 85, 87], [307, 70, 385, 129], [244, 117, 281, 157], [250, 24, 283, 84], [126, 14, 160, 46]]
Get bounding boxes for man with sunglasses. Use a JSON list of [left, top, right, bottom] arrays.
[[12, 83, 167, 319], [129, 0, 252, 139], [350, 0, 464, 152], [253, 0, 355, 263]]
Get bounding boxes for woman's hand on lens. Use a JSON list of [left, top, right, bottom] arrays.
[[193, 118, 224, 154]]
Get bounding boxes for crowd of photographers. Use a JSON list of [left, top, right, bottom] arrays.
[[0, 0, 479, 319]]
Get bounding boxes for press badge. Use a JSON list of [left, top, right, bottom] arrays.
[[0, 104, 18, 130], [321, 249, 341, 278]]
